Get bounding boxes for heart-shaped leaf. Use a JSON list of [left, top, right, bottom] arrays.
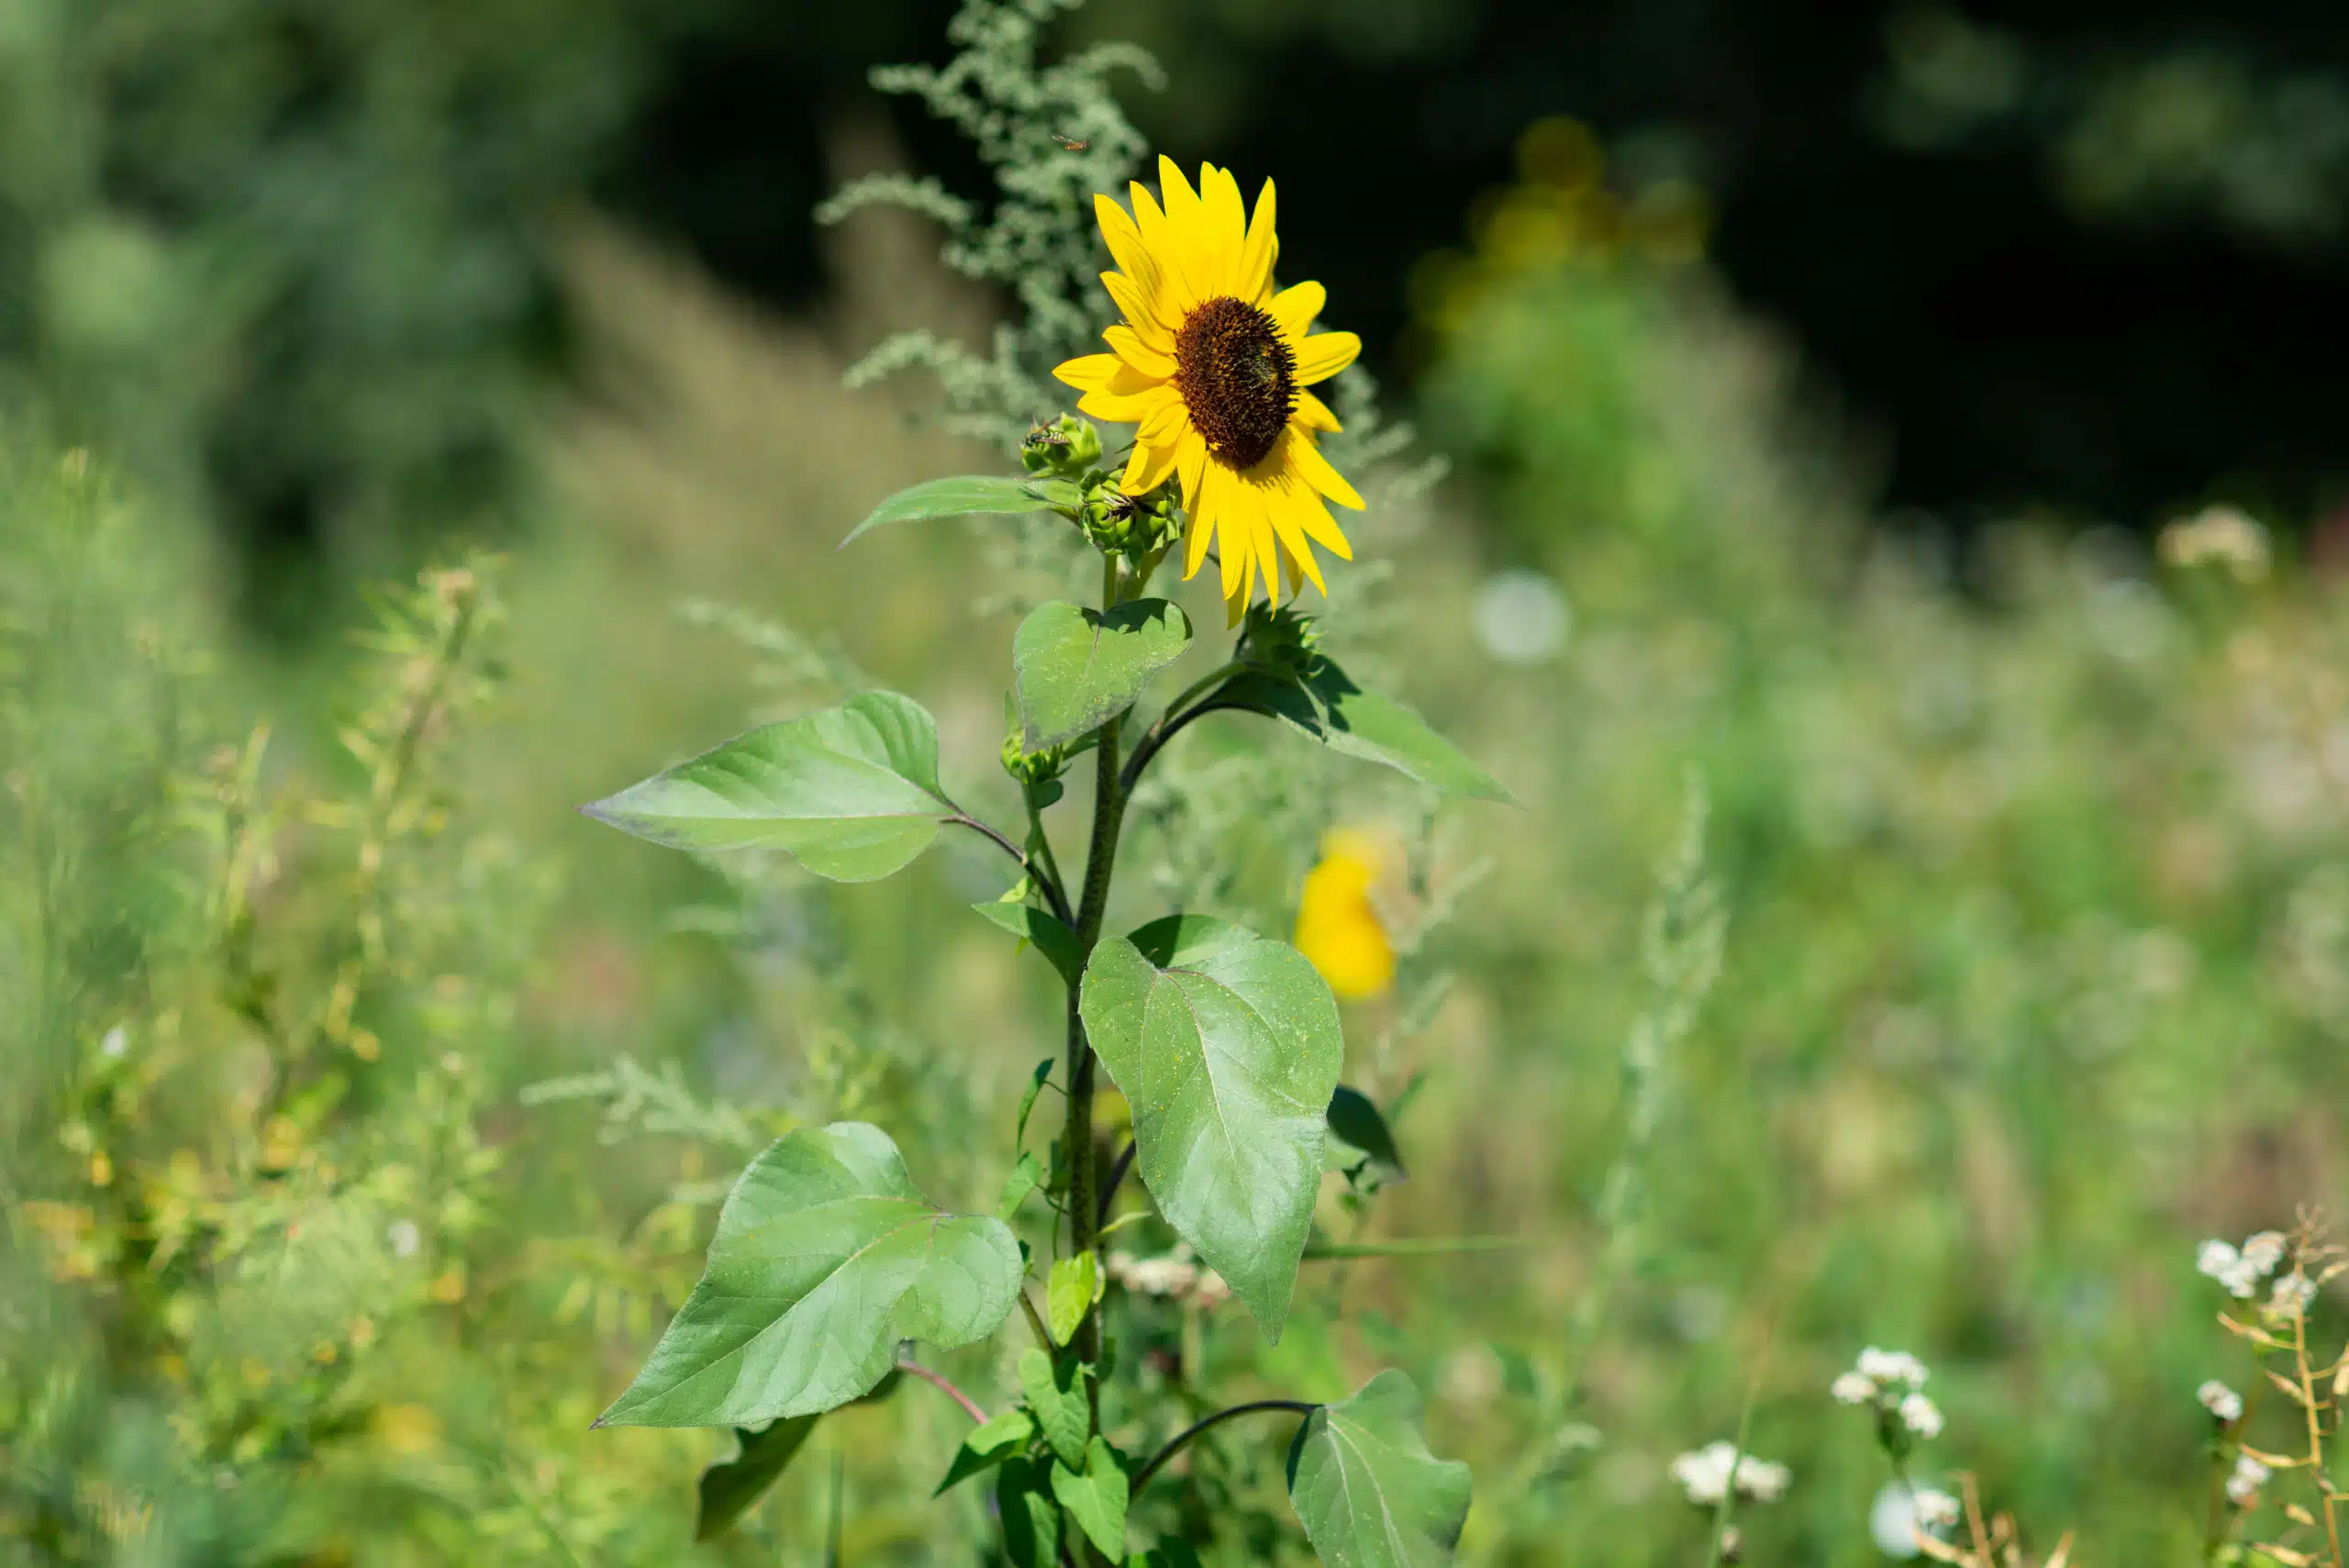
[[972, 900, 1085, 987], [1078, 916, 1343, 1340], [696, 1416, 818, 1540], [1220, 656, 1511, 803], [1019, 1346, 1090, 1469], [841, 474, 1079, 548], [596, 1122, 1021, 1427], [1050, 1438, 1130, 1560], [583, 692, 955, 882], [935, 1407, 1035, 1496], [1014, 598, 1193, 750], [1286, 1371, 1472, 1568]]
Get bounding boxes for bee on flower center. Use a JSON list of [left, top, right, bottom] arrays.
[[1173, 296, 1297, 471]]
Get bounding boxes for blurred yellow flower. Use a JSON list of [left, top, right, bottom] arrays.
[[1294, 828, 1396, 1001], [1055, 156, 1364, 625]]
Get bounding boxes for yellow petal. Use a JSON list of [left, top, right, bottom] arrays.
[[1237, 178, 1278, 304], [1270, 280, 1325, 340], [1054, 353, 1125, 393], [1177, 430, 1209, 517], [1106, 323, 1176, 379], [1295, 391, 1341, 432], [1264, 478, 1326, 593], [1078, 384, 1178, 424], [1247, 480, 1282, 606], [1285, 427, 1365, 509], [1094, 194, 1169, 305], [1198, 162, 1248, 296], [1103, 272, 1176, 347], [1123, 436, 1180, 496], [1203, 463, 1248, 604], [1294, 330, 1361, 387], [1137, 394, 1189, 447], [1129, 182, 1201, 313]]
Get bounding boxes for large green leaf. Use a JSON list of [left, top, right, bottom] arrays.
[[582, 692, 956, 881], [1219, 657, 1512, 803], [1286, 1372, 1473, 1568], [1050, 1438, 1130, 1560], [695, 1416, 817, 1540], [596, 1122, 1021, 1427], [1077, 916, 1343, 1340], [841, 474, 1079, 547], [1014, 598, 1193, 750]]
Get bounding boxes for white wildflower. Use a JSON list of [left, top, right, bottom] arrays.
[[2269, 1273, 2317, 1316], [100, 1026, 128, 1059], [1869, 1481, 1954, 1559], [2226, 1453, 2269, 1507], [1192, 1268, 1232, 1310], [2240, 1231, 2288, 1274], [1899, 1393, 1944, 1438], [2197, 1380, 2243, 1423], [1856, 1347, 1929, 1390], [1831, 1371, 1877, 1405], [386, 1219, 421, 1260], [1668, 1441, 1790, 1507], [1913, 1487, 1962, 1530]]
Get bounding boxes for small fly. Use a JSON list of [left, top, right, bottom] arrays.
[[1050, 133, 1091, 152]]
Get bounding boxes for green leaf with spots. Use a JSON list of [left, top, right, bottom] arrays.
[[1077, 916, 1343, 1340], [1051, 1438, 1130, 1560], [582, 693, 956, 881], [596, 1122, 1021, 1427], [841, 474, 1079, 547], [1014, 598, 1193, 750], [1285, 1371, 1472, 1568]]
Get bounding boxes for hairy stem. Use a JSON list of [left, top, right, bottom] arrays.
[[1129, 1401, 1319, 1496]]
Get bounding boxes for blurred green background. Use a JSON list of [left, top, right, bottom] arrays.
[[4, 0, 2346, 1563]]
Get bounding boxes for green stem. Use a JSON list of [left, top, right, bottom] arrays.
[[1129, 1401, 1318, 1496]]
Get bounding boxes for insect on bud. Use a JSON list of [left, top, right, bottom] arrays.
[[1021, 413, 1101, 477]]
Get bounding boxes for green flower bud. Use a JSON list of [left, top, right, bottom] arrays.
[[1021, 414, 1102, 478], [1240, 601, 1322, 669]]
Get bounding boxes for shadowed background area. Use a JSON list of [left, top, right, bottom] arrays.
[[3, 1, 2346, 1564]]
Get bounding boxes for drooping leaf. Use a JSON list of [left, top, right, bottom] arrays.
[[1326, 1086, 1408, 1186], [582, 693, 955, 881], [972, 900, 1085, 987], [997, 1151, 1042, 1218], [1285, 1371, 1472, 1568], [1050, 1438, 1131, 1560], [1048, 1251, 1101, 1345], [695, 1416, 818, 1540], [1078, 916, 1343, 1340], [1219, 657, 1512, 802], [1019, 1346, 1090, 1470], [841, 474, 1079, 548], [596, 1122, 1021, 1427], [996, 1455, 1064, 1568], [1014, 598, 1194, 750], [935, 1407, 1035, 1496]]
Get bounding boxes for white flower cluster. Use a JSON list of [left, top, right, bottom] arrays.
[[1831, 1348, 1943, 1436], [1868, 1480, 1962, 1558], [1911, 1486, 1962, 1530], [1104, 1247, 1231, 1309], [1667, 1440, 1792, 1507], [2197, 1230, 2288, 1298], [2197, 1379, 2243, 1423], [2226, 1453, 2270, 1507], [2269, 1272, 2318, 1316]]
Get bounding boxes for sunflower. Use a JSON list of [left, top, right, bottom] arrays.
[[1054, 157, 1364, 623]]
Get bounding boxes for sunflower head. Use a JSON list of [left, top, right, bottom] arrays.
[[1055, 157, 1368, 625]]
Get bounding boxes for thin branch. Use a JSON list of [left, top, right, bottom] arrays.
[[946, 813, 1074, 926], [894, 1356, 987, 1425], [1097, 1140, 1137, 1228], [1129, 1400, 1319, 1495], [1119, 699, 1241, 794]]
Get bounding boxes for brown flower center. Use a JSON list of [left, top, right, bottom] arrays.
[[1174, 295, 1296, 471]]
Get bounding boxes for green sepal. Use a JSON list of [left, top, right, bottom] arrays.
[[841, 474, 1080, 548], [935, 1407, 1035, 1496], [695, 1416, 818, 1540], [1285, 1371, 1472, 1567]]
